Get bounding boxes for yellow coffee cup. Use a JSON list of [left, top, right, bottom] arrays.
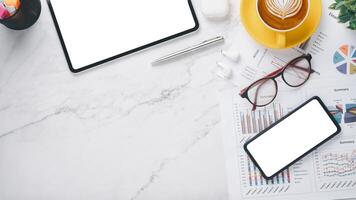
[[240, 0, 322, 49], [256, 0, 311, 48]]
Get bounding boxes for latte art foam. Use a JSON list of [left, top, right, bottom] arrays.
[[265, 0, 303, 19]]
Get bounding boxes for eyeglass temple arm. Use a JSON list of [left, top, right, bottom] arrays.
[[241, 64, 314, 93], [289, 64, 315, 73], [240, 67, 284, 95]]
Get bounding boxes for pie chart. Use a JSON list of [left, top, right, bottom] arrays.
[[333, 44, 356, 75]]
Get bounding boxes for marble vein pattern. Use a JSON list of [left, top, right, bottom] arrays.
[[0, 0, 244, 199]]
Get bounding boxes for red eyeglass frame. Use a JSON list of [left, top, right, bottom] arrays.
[[239, 54, 315, 111]]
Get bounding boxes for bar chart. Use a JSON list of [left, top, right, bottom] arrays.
[[238, 104, 284, 134], [238, 151, 311, 197], [246, 155, 291, 186]]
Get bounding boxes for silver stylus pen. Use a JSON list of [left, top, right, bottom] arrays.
[[152, 36, 225, 65]]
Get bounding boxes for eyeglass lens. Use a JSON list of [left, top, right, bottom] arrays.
[[283, 57, 311, 87], [246, 57, 311, 107], [247, 78, 277, 107]]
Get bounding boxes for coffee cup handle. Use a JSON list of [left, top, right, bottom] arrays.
[[276, 32, 286, 48]]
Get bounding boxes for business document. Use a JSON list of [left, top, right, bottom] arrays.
[[220, 1, 356, 198]]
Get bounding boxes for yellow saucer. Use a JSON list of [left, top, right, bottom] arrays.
[[240, 0, 322, 49]]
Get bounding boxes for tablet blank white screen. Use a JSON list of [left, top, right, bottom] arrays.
[[50, 0, 197, 70], [246, 99, 338, 178]]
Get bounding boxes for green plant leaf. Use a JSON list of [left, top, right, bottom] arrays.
[[348, 22, 356, 29], [339, 14, 352, 23], [350, 5, 356, 12], [336, 1, 346, 9], [330, 0, 356, 30]]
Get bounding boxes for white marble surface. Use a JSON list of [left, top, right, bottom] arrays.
[[0, 0, 247, 199]]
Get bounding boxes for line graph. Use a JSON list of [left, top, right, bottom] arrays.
[[321, 150, 356, 177], [315, 149, 356, 191]]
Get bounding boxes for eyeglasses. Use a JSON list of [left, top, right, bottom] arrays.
[[240, 54, 315, 111]]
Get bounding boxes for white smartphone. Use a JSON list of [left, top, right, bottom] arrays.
[[244, 97, 341, 179]]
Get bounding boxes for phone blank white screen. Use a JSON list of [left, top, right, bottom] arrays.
[[50, 0, 197, 70], [246, 99, 338, 178]]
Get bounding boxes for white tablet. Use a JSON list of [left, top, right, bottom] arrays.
[[47, 0, 199, 73]]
